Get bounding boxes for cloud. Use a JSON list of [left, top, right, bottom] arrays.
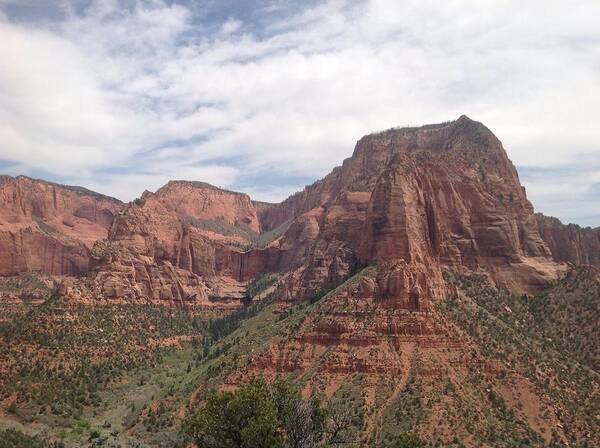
[[520, 156, 600, 227], [0, 0, 599, 225]]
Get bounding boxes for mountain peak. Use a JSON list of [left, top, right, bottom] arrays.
[[0, 174, 122, 203], [156, 180, 248, 198]]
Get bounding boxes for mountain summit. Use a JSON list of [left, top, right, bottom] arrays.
[[1, 117, 599, 447]]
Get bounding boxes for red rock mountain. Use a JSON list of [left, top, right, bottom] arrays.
[[248, 116, 564, 307], [536, 213, 600, 266], [81, 181, 263, 307], [2, 117, 600, 447], [2, 116, 597, 308], [0, 175, 123, 276]]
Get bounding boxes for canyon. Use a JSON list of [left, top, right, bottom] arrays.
[[2, 116, 597, 307], [1, 116, 599, 447]]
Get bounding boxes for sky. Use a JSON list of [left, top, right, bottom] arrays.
[[0, 0, 599, 227]]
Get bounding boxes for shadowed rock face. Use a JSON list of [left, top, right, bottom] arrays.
[[0, 175, 123, 276], [3, 116, 595, 308]]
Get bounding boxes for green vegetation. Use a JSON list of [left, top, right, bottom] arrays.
[[379, 368, 427, 445], [440, 270, 600, 446], [183, 378, 352, 448], [207, 274, 279, 340], [183, 215, 292, 250], [207, 297, 273, 340], [0, 428, 60, 448], [0, 272, 55, 302], [246, 273, 279, 298], [32, 215, 57, 234], [309, 263, 374, 305], [5, 265, 595, 446], [380, 433, 425, 448], [184, 216, 258, 244], [0, 269, 292, 446], [527, 267, 600, 370], [253, 219, 292, 249], [0, 296, 209, 418]]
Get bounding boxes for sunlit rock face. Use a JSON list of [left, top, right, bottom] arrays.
[[251, 115, 563, 307], [5, 116, 591, 308], [0, 175, 123, 276]]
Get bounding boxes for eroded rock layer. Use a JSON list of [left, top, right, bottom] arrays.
[[78, 181, 270, 306], [248, 116, 564, 305], [3, 116, 597, 308], [0, 175, 123, 276], [536, 213, 600, 266]]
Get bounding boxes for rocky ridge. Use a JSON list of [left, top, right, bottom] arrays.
[[0, 116, 598, 310], [536, 213, 600, 266], [3, 116, 594, 309], [241, 116, 564, 307]]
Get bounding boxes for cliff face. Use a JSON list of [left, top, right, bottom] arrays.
[[248, 116, 561, 307], [0, 176, 123, 276], [536, 213, 600, 266], [3, 116, 596, 309], [83, 181, 262, 306]]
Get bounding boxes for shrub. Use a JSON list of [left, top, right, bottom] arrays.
[[382, 432, 425, 448], [183, 379, 349, 448]]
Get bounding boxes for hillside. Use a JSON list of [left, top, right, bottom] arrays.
[[0, 117, 599, 447]]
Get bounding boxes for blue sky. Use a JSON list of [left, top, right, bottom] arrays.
[[0, 0, 599, 227]]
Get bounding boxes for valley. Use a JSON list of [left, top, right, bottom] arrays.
[[1, 116, 599, 447]]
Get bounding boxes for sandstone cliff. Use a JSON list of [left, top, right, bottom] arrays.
[[249, 116, 563, 306], [4, 116, 597, 309], [83, 181, 264, 306], [0, 175, 123, 276], [536, 213, 600, 266]]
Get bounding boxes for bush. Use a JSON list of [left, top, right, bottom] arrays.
[[183, 379, 282, 448], [382, 432, 425, 448], [183, 379, 349, 448], [0, 429, 48, 448]]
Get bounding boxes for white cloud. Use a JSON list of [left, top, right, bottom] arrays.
[[81, 164, 239, 202], [220, 18, 242, 35], [0, 0, 599, 225]]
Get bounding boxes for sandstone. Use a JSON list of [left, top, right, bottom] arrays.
[[3, 116, 598, 310], [247, 115, 565, 304], [0, 175, 123, 276], [536, 213, 600, 266], [80, 181, 268, 307]]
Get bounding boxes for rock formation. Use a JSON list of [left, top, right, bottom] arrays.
[[245, 116, 564, 306], [0, 175, 123, 276], [81, 181, 266, 306], [3, 116, 597, 309], [536, 213, 600, 266]]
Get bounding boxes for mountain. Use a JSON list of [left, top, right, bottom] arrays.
[[62, 116, 566, 309], [536, 213, 600, 266], [0, 116, 599, 448], [0, 175, 123, 277]]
